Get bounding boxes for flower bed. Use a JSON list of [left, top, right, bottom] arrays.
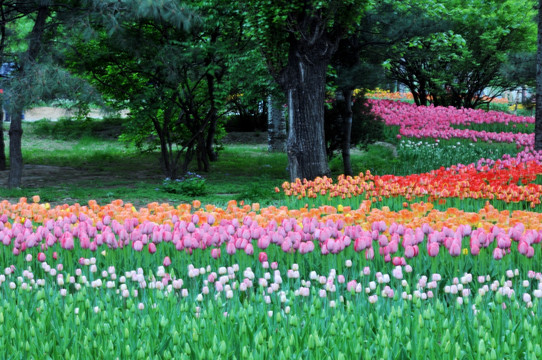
[[371, 99, 534, 147], [2, 198, 542, 358]]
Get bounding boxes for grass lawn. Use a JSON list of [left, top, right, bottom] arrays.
[[1, 118, 521, 208]]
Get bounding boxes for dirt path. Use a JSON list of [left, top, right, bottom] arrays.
[[0, 164, 105, 188]]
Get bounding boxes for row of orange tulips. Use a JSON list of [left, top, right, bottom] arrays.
[[2, 197, 542, 234]]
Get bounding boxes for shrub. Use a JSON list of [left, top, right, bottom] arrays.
[[161, 172, 206, 197]]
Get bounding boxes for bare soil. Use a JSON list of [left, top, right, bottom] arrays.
[[1, 164, 103, 188]]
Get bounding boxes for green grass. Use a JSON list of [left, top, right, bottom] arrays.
[[31, 116, 126, 140], [0, 118, 529, 207], [451, 122, 534, 134]]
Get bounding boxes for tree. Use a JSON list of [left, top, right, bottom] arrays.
[[326, 0, 426, 175], [324, 91, 384, 175], [536, 0, 542, 150], [385, 0, 536, 109], [242, 1, 368, 181], [66, 1, 249, 179], [0, 2, 8, 171], [1, 1, 101, 188], [7, 4, 50, 188]]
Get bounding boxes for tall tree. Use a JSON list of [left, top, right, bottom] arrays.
[[385, 0, 536, 109], [0, 1, 7, 171], [8, 4, 49, 188], [243, 1, 367, 181], [67, 1, 248, 179], [536, 0, 542, 150], [327, 0, 429, 175], [2, 1, 101, 188]]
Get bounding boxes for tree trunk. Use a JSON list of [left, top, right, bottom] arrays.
[[7, 5, 49, 188], [279, 37, 332, 181], [205, 73, 218, 162], [284, 62, 329, 181], [536, 0, 542, 151], [7, 111, 23, 187], [0, 2, 5, 172], [267, 95, 286, 152], [339, 89, 353, 176], [0, 110, 5, 171]]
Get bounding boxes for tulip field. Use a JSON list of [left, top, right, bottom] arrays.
[[4, 98, 542, 359]]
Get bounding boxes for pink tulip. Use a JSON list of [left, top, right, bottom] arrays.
[[244, 243, 254, 255], [61, 233, 74, 250], [365, 247, 374, 260], [207, 214, 215, 225], [37, 252, 46, 262], [211, 248, 221, 259], [163, 256, 172, 267], [493, 247, 504, 260], [404, 245, 415, 259], [258, 252, 268, 263], [449, 241, 461, 257], [427, 242, 439, 257], [518, 241, 529, 255], [187, 222, 196, 233], [133, 240, 143, 252], [226, 242, 236, 255], [148, 242, 157, 254]]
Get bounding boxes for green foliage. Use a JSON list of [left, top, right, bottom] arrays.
[[161, 172, 207, 197], [236, 183, 264, 202], [395, 139, 520, 175], [31, 117, 125, 140], [1, 119, 526, 207], [63, 0, 247, 178], [383, 0, 536, 108]]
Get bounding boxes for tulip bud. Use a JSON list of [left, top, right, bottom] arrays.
[[510, 333, 517, 346], [478, 340, 486, 355], [489, 349, 497, 360], [535, 344, 542, 357], [308, 334, 315, 350]]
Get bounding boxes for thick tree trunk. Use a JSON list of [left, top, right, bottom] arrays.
[[340, 89, 353, 176], [267, 95, 286, 152], [279, 34, 333, 181], [7, 111, 23, 187], [283, 59, 330, 181], [536, 0, 542, 150]]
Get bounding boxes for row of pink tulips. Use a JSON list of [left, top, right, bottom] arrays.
[[370, 99, 534, 147], [2, 209, 542, 262]]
